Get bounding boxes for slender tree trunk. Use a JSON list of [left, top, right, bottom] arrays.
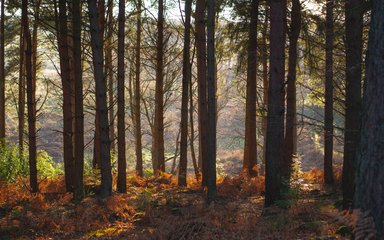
[[18, 25, 26, 154], [73, 0, 84, 201], [243, 0, 258, 177], [87, 0, 112, 198], [282, 0, 301, 180], [342, 0, 363, 209], [196, 0, 208, 185], [261, 6, 269, 176], [355, 2, 384, 236], [206, 0, 217, 204], [23, 0, 38, 193], [324, 0, 334, 186], [56, 0, 75, 192], [178, 0, 192, 187], [0, 0, 4, 142], [265, 0, 287, 207], [153, 0, 165, 173], [135, 0, 143, 177], [189, 71, 199, 181], [116, 0, 126, 193]]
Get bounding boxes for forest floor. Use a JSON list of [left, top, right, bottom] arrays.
[[0, 170, 355, 240]]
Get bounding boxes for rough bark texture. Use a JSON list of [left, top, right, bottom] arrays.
[[265, 0, 286, 207], [0, 0, 4, 142], [73, 0, 84, 201], [355, 1, 384, 236], [87, 0, 112, 198], [116, 0, 126, 193], [243, 0, 258, 177], [195, 0, 208, 184], [206, 0, 217, 204], [153, 0, 165, 173], [135, 0, 143, 177], [178, 0, 192, 187], [342, 0, 363, 209], [324, 0, 334, 186], [282, 0, 301, 180]]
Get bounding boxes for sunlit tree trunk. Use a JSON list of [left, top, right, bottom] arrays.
[[189, 68, 199, 181], [243, 0, 258, 177], [116, 0, 126, 193], [0, 0, 4, 142], [342, 0, 363, 209], [87, 0, 112, 197], [178, 0, 192, 187], [265, 0, 287, 207]]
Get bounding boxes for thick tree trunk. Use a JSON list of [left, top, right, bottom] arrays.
[[324, 0, 334, 186], [116, 0, 126, 193], [355, 1, 384, 236], [206, 0, 217, 204], [195, 0, 208, 185], [282, 0, 301, 180], [135, 0, 143, 177], [153, 0, 165, 173], [243, 0, 258, 177], [87, 0, 112, 198], [73, 0, 84, 201], [265, 0, 286, 207], [178, 0, 192, 187], [342, 0, 363, 209], [0, 0, 4, 142]]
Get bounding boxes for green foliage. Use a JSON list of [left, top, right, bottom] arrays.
[[276, 180, 301, 209], [36, 150, 62, 178]]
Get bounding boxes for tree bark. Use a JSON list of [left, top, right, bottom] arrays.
[[282, 0, 301, 180], [135, 0, 143, 177], [87, 0, 112, 198], [265, 0, 286, 207], [342, 0, 363, 209], [178, 0, 192, 187], [116, 0, 126, 193], [206, 0, 217, 204], [153, 0, 165, 173], [324, 0, 334, 186], [18, 24, 26, 154], [243, 0, 258, 177], [0, 0, 4, 142], [355, 1, 384, 236]]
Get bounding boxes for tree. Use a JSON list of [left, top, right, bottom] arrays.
[[265, 0, 287, 207], [87, 0, 112, 197], [116, 0, 126, 193], [178, 0, 192, 187], [196, 0, 208, 184], [206, 0, 217, 204], [282, 0, 301, 180], [324, 0, 334, 186], [342, 0, 363, 209], [153, 0, 165, 173], [0, 0, 4, 142], [243, 0, 258, 177], [73, 0, 85, 201], [355, 0, 384, 236], [134, 0, 143, 177], [18, 22, 25, 155]]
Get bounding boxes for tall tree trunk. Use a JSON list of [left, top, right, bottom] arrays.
[[196, 0, 208, 185], [73, 0, 85, 201], [23, 0, 38, 193], [282, 0, 301, 180], [342, 0, 363, 209], [135, 0, 143, 177], [106, 0, 115, 153], [56, 0, 75, 192], [265, 0, 287, 207], [18, 25, 26, 154], [0, 0, 4, 142], [243, 0, 258, 177], [355, 1, 384, 236], [87, 0, 112, 198], [206, 0, 217, 204], [153, 0, 165, 173], [116, 0, 126, 193], [178, 0, 192, 187], [324, 0, 334, 186], [189, 69, 199, 181], [261, 6, 269, 176]]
